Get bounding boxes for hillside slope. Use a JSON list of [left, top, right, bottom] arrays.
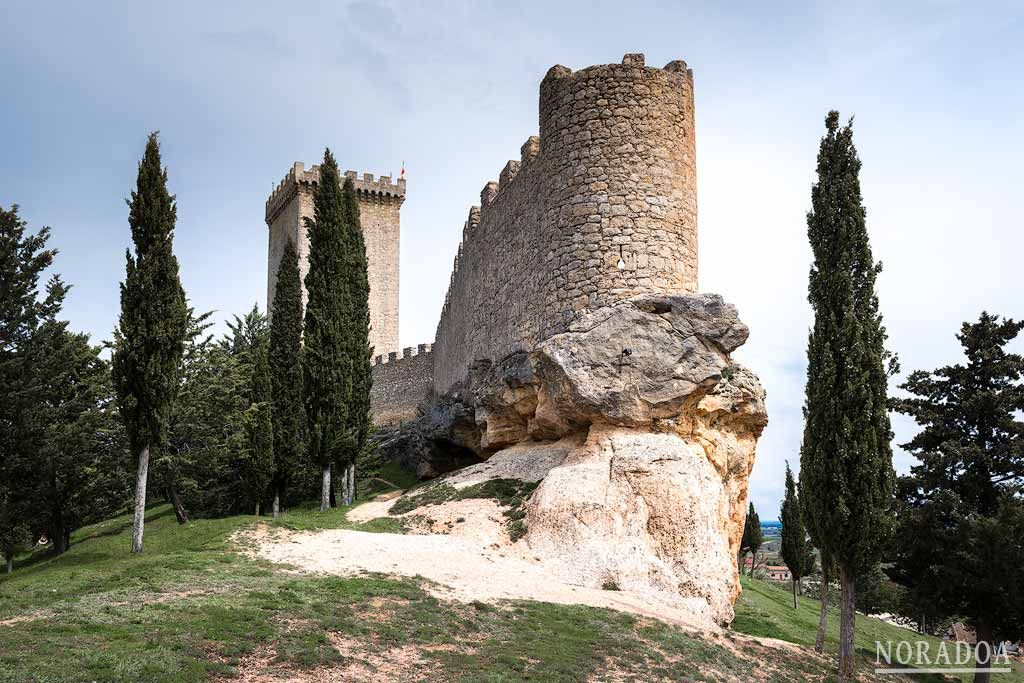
[[0, 501, 1016, 682]]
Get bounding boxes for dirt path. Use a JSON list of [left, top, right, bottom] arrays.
[[247, 521, 713, 633]]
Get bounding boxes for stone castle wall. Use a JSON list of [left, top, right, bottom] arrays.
[[432, 54, 698, 393], [265, 163, 404, 357], [370, 344, 434, 426]]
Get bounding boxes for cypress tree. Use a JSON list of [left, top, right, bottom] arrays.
[[112, 133, 189, 553], [740, 502, 763, 576], [243, 337, 274, 515], [779, 462, 816, 608], [303, 149, 352, 511], [269, 239, 305, 517], [340, 176, 372, 506], [798, 112, 895, 682]]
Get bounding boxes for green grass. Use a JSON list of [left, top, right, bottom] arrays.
[[732, 575, 1024, 683], [264, 499, 411, 534], [388, 477, 538, 515], [388, 477, 539, 542], [0, 502, 882, 683], [6, 502, 1010, 682]]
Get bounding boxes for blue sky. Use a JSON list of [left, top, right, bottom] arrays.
[[3, 1, 1022, 517]]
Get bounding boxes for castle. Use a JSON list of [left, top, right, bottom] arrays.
[[265, 55, 765, 624], [265, 162, 404, 358], [266, 53, 698, 426]]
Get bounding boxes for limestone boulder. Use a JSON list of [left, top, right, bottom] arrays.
[[382, 292, 767, 625], [521, 363, 766, 625], [534, 293, 749, 428]]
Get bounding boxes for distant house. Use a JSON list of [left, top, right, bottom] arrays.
[[741, 557, 792, 582]]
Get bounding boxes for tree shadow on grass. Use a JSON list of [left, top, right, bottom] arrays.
[[6, 506, 175, 576]]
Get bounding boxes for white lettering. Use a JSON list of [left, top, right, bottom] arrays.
[[975, 641, 991, 666]]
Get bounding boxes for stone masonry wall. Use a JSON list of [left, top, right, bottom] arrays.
[[433, 54, 697, 393], [265, 163, 404, 357], [370, 344, 434, 426]]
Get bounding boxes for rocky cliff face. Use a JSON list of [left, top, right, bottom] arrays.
[[382, 293, 766, 625]]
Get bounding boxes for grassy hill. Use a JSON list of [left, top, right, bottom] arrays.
[[735, 576, 1024, 683], [1, 503, 1020, 682]]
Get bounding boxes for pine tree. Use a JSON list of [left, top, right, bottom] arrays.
[[223, 304, 268, 357], [740, 502, 763, 576], [217, 303, 274, 514], [20, 322, 109, 553], [112, 133, 189, 553], [159, 309, 216, 525], [167, 313, 252, 519], [0, 205, 65, 571], [798, 111, 895, 682], [340, 176, 371, 506], [302, 149, 352, 512], [780, 462, 816, 608], [892, 313, 1024, 683], [269, 239, 305, 516]]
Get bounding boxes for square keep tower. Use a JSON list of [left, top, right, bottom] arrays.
[[265, 162, 405, 357]]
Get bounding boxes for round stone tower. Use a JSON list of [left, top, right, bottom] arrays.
[[538, 53, 697, 337], [431, 53, 700, 392]]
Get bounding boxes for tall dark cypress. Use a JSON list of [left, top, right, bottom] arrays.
[[798, 112, 895, 682], [302, 149, 351, 511], [779, 462, 816, 608], [340, 176, 371, 505], [740, 502, 763, 576], [243, 337, 274, 516], [112, 133, 189, 554], [268, 239, 305, 517]]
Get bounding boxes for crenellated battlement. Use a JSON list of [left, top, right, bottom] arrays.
[[369, 342, 434, 425], [266, 53, 699, 418], [265, 161, 406, 226], [373, 343, 433, 366], [433, 53, 698, 393], [265, 160, 404, 360]]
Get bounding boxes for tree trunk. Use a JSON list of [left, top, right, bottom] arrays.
[[973, 621, 994, 683], [815, 566, 829, 653], [320, 464, 331, 511], [341, 463, 349, 505], [131, 444, 150, 553], [349, 462, 355, 505], [255, 501, 261, 517], [792, 577, 798, 609], [272, 490, 280, 519], [342, 463, 354, 505], [5, 554, 12, 574], [329, 463, 337, 508], [50, 522, 68, 555], [837, 565, 856, 683], [168, 484, 189, 524]]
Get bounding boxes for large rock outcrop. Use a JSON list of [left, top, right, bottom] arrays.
[[386, 293, 766, 625]]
